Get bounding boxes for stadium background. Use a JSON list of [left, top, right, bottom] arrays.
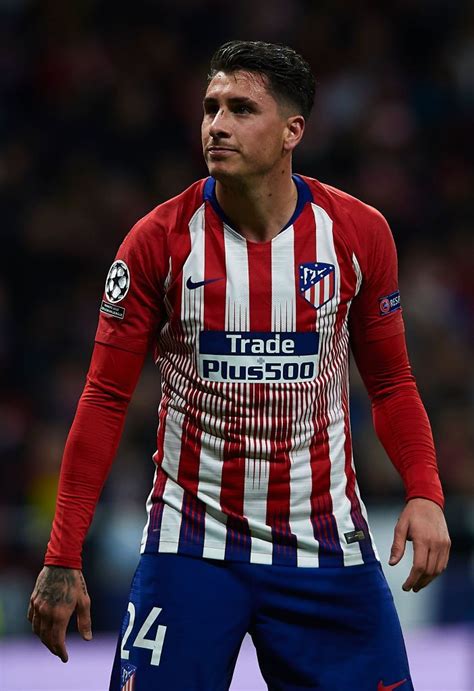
[[1, 0, 473, 689]]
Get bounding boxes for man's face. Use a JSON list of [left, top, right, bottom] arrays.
[[202, 70, 292, 183]]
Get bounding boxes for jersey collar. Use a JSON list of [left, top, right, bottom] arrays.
[[203, 174, 313, 233]]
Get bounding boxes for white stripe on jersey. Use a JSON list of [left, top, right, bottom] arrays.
[[271, 228, 296, 332], [182, 204, 206, 334], [140, 466, 158, 552], [157, 476, 184, 554], [312, 203, 361, 565], [200, 422, 228, 560], [224, 225, 250, 331]]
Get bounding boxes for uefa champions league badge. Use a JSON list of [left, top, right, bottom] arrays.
[[100, 259, 130, 319], [105, 260, 130, 302], [379, 290, 401, 316], [121, 662, 137, 690]]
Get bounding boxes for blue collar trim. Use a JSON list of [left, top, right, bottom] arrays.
[[203, 174, 313, 233]]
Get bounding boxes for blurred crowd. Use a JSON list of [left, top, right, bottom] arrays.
[[1, 0, 473, 633]]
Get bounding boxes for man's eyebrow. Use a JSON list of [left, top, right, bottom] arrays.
[[203, 96, 259, 107]]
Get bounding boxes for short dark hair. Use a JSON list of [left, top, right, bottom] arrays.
[[208, 40, 316, 120]]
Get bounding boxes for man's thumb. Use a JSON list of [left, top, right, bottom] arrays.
[[389, 522, 407, 565]]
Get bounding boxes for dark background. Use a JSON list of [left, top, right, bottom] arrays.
[[1, 0, 473, 635]]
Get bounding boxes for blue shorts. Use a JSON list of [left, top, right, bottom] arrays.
[[110, 554, 413, 691]]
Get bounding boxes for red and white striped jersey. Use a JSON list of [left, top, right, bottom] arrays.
[[95, 174, 404, 567]]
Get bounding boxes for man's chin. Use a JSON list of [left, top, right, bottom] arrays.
[[207, 163, 241, 183]]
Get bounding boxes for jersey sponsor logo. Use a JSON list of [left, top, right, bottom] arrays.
[[186, 276, 224, 290], [377, 679, 407, 690], [379, 290, 401, 316], [100, 300, 125, 319], [105, 260, 130, 303], [121, 662, 137, 690], [198, 331, 319, 383], [299, 262, 335, 309]]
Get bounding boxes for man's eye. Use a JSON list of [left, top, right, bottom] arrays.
[[235, 105, 251, 114]]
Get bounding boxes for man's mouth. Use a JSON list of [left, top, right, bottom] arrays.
[[207, 146, 237, 154]]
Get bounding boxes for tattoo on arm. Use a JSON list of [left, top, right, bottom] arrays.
[[36, 568, 76, 606]]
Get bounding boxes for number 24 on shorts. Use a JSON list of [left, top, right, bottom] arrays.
[[120, 603, 167, 666]]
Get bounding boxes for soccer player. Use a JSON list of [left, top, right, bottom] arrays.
[[28, 41, 450, 690]]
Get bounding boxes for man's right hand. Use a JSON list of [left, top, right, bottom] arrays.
[[27, 565, 92, 662]]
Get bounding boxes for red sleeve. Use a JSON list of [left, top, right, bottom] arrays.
[[95, 212, 168, 354], [45, 213, 169, 568], [351, 331, 444, 509], [349, 208, 405, 343], [44, 342, 146, 569]]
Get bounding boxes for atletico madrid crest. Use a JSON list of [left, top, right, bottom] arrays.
[[299, 262, 335, 310], [121, 662, 137, 690]]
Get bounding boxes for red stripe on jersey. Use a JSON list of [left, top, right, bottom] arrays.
[[203, 206, 226, 329], [220, 381, 247, 518], [221, 380, 252, 560], [319, 277, 325, 304], [266, 384, 296, 563], [328, 269, 335, 302], [247, 242, 272, 332], [293, 206, 318, 332]]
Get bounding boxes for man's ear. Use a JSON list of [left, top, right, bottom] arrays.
[[283, 115, 305, 153]]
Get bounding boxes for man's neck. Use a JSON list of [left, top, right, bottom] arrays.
[[215, 168, 298, 243]]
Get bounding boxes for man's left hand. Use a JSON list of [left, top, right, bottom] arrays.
[[389, 497, 451, 592]]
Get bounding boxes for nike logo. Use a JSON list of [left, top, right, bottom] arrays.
[[377, 679, 407, 691], [186, 276, 224, 290]]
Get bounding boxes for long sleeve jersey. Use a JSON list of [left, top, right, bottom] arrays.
[[45, 175, 444, 569]]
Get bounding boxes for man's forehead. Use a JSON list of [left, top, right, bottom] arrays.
[[205, 70, 271, 101]]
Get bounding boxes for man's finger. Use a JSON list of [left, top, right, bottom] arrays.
[[389, 520, 408, 566], [76, 596, 93, 641], [34, 604, 71, 663], [420, 548, 449, 593], [412, 548, 436, 591], [413, 573, 435, 592], [441, 543, 451, 572], [40, 612, 69, 663], [31, 610, 41, 636], [48, 620, 70, 663], [402, 542, 428, 591]]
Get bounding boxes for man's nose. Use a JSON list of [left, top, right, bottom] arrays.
[[209, 109, 231, 138]]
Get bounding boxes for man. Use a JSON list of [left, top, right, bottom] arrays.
[[29, 41, 450, 690]]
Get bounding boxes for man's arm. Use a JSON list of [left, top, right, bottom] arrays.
[[352, 331, 451, 592], [28, 342, 146, 661]]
